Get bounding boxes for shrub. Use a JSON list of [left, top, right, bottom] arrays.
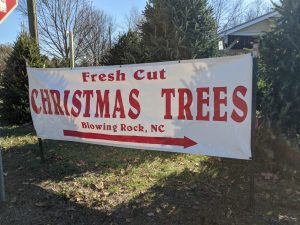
[[259, 0, 300, 141], [0, 33, 44, 124]]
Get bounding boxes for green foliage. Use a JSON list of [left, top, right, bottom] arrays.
[[0, 44, 12, 80], [140, 0, 218, 62], [102, 31, 145, 65], [259, 0, 300, 138], [0, 33, 44, 124], [103, 0, 218, 65], [45, 57, 69, 68]]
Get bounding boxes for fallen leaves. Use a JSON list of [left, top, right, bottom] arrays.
[[147, 212, 155, 217], [226, 207, 232, 218], [76, 160, 86, 166], [34, 201, 48, 207], [260, 172, 279, 181], [65, 206, 76, 211], [10, 196, 17, 203]]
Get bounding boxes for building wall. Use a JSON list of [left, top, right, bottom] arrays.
[[232, 19, 276, 36]]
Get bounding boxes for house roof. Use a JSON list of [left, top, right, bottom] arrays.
[[219, 11, 280, 37]]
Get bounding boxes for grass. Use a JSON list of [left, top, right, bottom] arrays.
[[47, 145, 208, 210], [0, 123, 206, 206], [0, 125, 37, 149], [1, 123, 300, 225]]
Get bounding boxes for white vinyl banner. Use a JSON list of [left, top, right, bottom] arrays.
[[28, 54, 253, 159]]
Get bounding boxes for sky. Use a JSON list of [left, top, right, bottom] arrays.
[[0, 9, 23, 44], [0, 0, 275, 45], [93, 0, 147, 32], [0, 0, 147, 44]]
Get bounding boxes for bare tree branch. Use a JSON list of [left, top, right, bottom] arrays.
[[75, 5, 115, 66], [125, 6, 144, 31], [209, 0, 273, 32]]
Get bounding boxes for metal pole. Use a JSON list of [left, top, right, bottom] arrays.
[[0, 148, 5, 202], [249, 44, 259, 209], [38, 138, 45, 163], [69, 31, 75, 69], [27, 0, 39, 44]]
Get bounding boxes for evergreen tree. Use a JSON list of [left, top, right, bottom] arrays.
[[102, 30, 145, 65], [259, 0, 300, 138], [0, 44, 12, 80], [0, 33, 44, 124], [141, 0, 218, 62]]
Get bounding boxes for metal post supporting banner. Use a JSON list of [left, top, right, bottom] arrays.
[[38, 138, 45, 163], [249, 45, 259, 209], [0, 148, 5, 202]]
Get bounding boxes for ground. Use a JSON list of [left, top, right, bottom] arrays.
[[0, 123, 299, 225]]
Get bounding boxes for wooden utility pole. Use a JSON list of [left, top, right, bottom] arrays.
[[27, 0, 39, 44]]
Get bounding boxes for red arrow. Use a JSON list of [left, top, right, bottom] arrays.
[[63, 130, 197, 148]]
